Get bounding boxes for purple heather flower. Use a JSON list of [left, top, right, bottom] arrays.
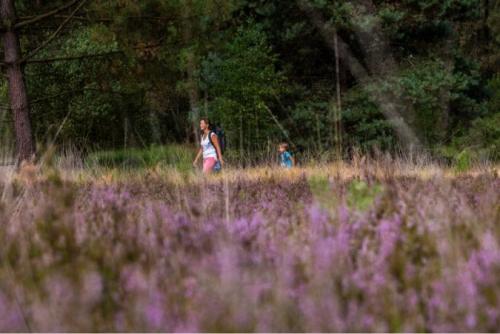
[[121, 266, 149, 293], [144, 293, 166, 330], [0, 292, 25, 331], [81, 271, 103, 305]]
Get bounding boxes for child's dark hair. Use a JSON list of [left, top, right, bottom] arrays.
[[279, 142, 289, 150]]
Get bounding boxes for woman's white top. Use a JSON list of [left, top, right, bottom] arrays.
[[201, 132, 218, 160]]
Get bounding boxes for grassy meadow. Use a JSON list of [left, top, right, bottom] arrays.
[[0, 147, 498, 332]]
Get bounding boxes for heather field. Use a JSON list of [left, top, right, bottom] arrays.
[[0, 159, 499, 332]]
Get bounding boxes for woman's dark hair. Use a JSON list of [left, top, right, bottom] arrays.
[[200, 117, 213, 131]]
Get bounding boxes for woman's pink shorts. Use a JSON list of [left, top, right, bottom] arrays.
[[203, 157, 217, 173]]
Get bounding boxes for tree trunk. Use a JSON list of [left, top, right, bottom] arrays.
[[333, 30, 342, 160], [482, 0, 490, 41], [1, 0, 35, 163], [240, 109, 244, 158], [182, 0, 200, 144]]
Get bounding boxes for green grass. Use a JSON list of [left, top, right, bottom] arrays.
[[86, 144, 194, 171]]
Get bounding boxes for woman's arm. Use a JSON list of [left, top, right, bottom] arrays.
[[211, 133, 224, 165], [193, 148, 202, 167]]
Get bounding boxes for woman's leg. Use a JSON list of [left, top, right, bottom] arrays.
[[203, 157, 217, 173]]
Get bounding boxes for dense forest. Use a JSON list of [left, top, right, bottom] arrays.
[[1, 0, 499, 161]]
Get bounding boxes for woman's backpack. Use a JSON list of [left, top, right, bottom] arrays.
[[209, 125, 226, 155]]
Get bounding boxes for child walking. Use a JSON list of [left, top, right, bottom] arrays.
[[278, 142, 295, 168]]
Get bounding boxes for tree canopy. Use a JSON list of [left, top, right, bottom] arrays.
[[1, 0, 499, 161]]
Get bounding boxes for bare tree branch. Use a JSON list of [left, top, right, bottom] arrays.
[[26, 87, 133, 106], [0, 37, 175, 67], [24, 37, 170, 64], [26, 50, 124, 64], [14, 0, 80, 29], [18, 14, 108, 22], [20, 0, 89, 63]]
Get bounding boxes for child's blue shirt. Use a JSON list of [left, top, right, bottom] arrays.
[[280, 151, 293, 168]]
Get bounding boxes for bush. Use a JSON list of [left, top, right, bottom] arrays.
[[440, 76, 500, 162]]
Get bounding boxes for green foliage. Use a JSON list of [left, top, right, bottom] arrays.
[[289, 100, 331, 151], [369, 59, 483, 146], [343, 88, 398, 151], [201, 24, 286, 151], [27, 25, 144, 148], [1, 0, 498, 160], [453, 149, 473, 172], [487, 74, 500, 113], [347, 180, 384, 211], [457, 112, 500, 160], [86, 145, 194, 170], [308, 175, 333, 208], [440, 76, 500, 161]]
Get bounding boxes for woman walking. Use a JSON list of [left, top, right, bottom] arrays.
[[193, 118, 224, 174]]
